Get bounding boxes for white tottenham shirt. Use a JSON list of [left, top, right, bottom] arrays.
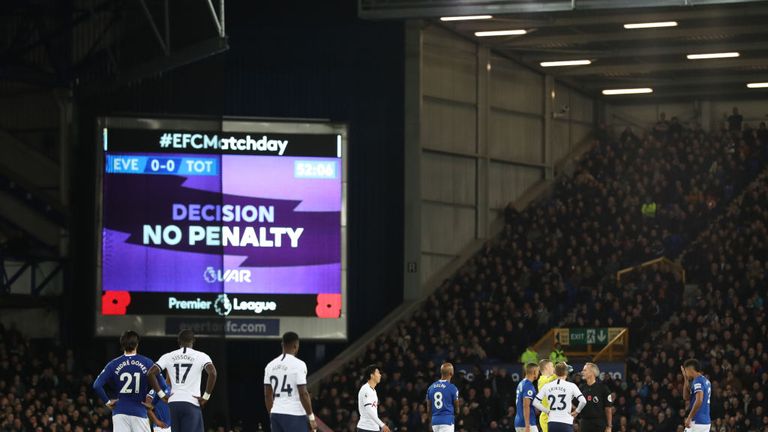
[[156, 347, 213, 406], [357, 383, 385, 431], [263, 353, 309, 416], [533, 378, 587, 425]]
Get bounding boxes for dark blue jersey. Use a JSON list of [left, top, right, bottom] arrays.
[[689, 375, 711, 425], [515, 378, 537, 428], [427, 380, 459, 425], [148, 389, 171, 427], [93, 354, 156, 418]]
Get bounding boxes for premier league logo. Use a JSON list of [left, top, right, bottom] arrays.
[[204, 267, 217, 283], [214, 294, 232, 316]]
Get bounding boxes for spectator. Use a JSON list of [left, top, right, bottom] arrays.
[[519, 346, 539, 366], [653, 112, 670, 140], [549, 343, 568, 364], [727, 107, 743, 132]]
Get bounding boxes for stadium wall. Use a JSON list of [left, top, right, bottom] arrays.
[[405, 23, 596, 294]]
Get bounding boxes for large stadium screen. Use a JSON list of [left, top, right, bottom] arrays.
[[96, 117, 347, 339]]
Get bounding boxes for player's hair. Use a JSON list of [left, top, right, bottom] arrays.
[[555, 362, 569, 377], [683, 359, 701, 372], [178, 329, 195, 346], [282, 332, 300, 347], [539, 359, 553, 369], [120, 330, 140, 352], [364, 364, 380, 382], [525, 363, 539, 376], [585, 362, 600, 377]]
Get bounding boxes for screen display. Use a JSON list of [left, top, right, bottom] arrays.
[[96, 118, 347, 339]]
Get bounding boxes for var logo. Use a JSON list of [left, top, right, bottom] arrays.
[[204, 267, 252, 283]]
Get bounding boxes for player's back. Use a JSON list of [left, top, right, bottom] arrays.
[[156, 347, 212, 405], [538, 379, 583, 425], [691, 375, 712, 424], [264, 353, 308, 416], [514, 378, 537, 428], [427, 380, 458, 425], [98, 353, 155, 417]]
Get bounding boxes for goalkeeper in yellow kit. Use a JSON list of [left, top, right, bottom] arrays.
[[537, 359, 557, 432]]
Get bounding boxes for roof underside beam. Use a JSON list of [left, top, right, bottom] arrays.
[[359, 0, 768, 20]]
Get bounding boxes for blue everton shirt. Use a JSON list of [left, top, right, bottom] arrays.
[[149, 389, 172, 427], [690, 375, 711, 425], [427, 380, 459, 425], [515, 378, 538, 428], [93, 354, 157, 418]]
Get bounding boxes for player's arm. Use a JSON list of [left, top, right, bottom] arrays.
[[604, 387, 613, 431], [532, 388, 549, 414], [296, 366, 318, 431], [523, 397, 533, 427], [681, 366, 690, 403], [571, 388, 587, 417], [298, 384, 320, 431], [197, 362, 217, 407], [143, 392, 155, 409], [454, 390, 461, 417], [686, 386, 704, 426], [92, 365, 116, 407], [146, 403, 169, 429], [147, 360, 171, 400], [264, 384, 274, 414], [361, 396, 387, 431]]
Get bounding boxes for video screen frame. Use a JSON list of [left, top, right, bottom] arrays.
[[94, 116, 348, 340]]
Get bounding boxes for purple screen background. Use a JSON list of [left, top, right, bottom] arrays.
[[102, 154, 342, 294]]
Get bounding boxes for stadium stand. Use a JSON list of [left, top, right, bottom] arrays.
[[312, 114, 768, 432]]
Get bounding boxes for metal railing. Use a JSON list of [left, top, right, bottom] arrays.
[[616, 256, 685, 286], [1, 257, 65, 296]]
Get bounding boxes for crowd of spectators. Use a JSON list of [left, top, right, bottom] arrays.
[[607, 171, 768, 432], [314, 111, 768, 432], [0, 324, 112, 432]]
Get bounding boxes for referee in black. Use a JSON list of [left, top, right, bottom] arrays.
[[578, 362, 613, 432]]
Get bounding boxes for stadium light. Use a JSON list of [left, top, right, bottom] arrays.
[[540, 60, 592, 67], [602, 88, 653, 95], [746, 82, 768, 88], [624, 21, 678, 29], [686, 52, 740, 60], [440, 15, 493, 21], [475, 29, 527, 37]]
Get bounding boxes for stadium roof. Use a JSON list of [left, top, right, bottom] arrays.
[[360, 0, 768, 100]]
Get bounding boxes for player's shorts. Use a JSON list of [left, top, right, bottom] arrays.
[[271, 413, 309, 432], [153, 427, 171, 432], [547, 422, 574, 432], [685, 422, 711, 432], [169, 402, 204, 432], [515, 427, 539, 432], [112, 414, 151, 432], [433, 425, 455, 432]]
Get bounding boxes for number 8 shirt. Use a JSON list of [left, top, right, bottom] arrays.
[[263, 353, 309, 416]]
